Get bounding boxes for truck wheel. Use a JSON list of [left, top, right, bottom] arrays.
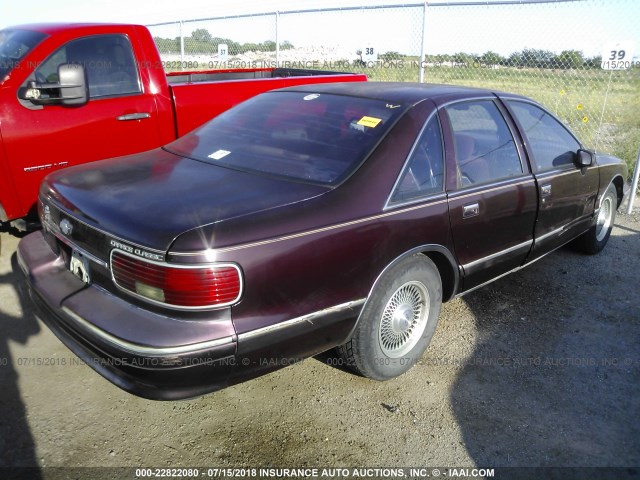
[[338, 254, 442, 380], [573, 184, 618, 254]]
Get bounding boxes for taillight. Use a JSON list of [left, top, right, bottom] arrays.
[[111, 250, 242, 309]]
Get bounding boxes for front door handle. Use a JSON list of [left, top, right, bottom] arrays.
[[117, 112, 151, 121], [541, 184, 552, 197], [463, 202, 480, 218]]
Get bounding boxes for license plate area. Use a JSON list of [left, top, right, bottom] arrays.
[[69, 250, 91, 284]]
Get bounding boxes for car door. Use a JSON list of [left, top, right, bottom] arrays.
[[441, 98, 538, 292], [504, 100, 599, 260], [2, 33, 162, 217]]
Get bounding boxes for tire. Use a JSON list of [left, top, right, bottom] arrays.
[[573, 184, 618, 254], [337, 254, 442, 380]]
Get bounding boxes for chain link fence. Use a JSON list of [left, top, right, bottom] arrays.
[[148, 0, 639, 183]]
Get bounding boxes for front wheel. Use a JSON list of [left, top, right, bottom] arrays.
[[337, 254, 442, 380], [573, 184, 618, 254]]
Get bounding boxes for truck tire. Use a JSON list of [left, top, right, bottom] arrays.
[[337, 254, 442, 380], [573, 184, 618, 254]]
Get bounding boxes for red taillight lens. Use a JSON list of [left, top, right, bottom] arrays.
[[111, 251, 241, 309]]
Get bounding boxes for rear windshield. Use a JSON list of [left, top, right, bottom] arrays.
[[165, 91, 406, 185], [0, 29, 47, 80]]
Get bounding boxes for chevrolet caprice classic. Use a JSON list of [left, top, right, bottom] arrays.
[[18, 83, 627, 399]]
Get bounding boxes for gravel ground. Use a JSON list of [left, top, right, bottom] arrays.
[[0, 202, 639, 478]]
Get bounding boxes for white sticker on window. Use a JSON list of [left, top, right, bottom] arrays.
[[208, 150, 231, 160], [303, 94, 320, 101]]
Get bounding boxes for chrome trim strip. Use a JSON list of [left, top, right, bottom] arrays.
[[50, 230, 109, 269], [44, 196, 166, 254], [457, 233, 579, 297], [457, 265, 523, 297], [109, 249, 244, 311], [448, 178, 534, 202], [237, 299, 366, 341], [534, 226, 566, 243], [60, 306, 235, 357], [172, 200, 449, 256], [534, 168, 582, 180], [382, 193, 447, 212], [461, 223, 587, 298], [535, 215, 591, 244], [171, 178, 537, 259], [462, 239, 532, 271]]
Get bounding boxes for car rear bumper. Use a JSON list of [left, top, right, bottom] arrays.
[[18, 231, 239, 400]]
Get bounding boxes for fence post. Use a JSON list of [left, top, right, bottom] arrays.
[[419, 2, 428, 83], [179, 20, 184, 71], [626, 145, 640, 214], [275, 11, 280, 68]]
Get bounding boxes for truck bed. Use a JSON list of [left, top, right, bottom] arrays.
[[166, 67, 354, 84], [168, 68, 367, 137]]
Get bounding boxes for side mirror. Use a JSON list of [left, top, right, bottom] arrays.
[[20, 63, 88, 106], [57, 63, 88, 105], [575, 148, 594, 168]]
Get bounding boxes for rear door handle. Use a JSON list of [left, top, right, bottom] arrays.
[[117, 112, 151, 121], [463, 202, 480, 218]]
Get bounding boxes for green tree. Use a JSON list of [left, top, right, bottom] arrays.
[[507, 51, 523, 67], [521, 48, 555, 68], [379, 51, 404, 61], [262, 40, 277, 52], [556, 50, 584, 69], [584, 55, 602, 69], [280, 40, 294, 50], [191, 28, 212, 43], [153, 36, 180, 53], [480, 51, 504, 67], [241, 43, 259, 53], [452, 52, 472, 66]]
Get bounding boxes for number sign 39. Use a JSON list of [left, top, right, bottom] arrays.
[[601, 42, 634, 70]]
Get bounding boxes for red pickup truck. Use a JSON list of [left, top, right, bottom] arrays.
[[0, 23, 366, 227]]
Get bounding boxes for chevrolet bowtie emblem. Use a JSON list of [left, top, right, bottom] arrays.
[[59, 218, 73, 236]]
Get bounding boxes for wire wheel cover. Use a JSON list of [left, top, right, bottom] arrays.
[[378, 281, 430, 358]]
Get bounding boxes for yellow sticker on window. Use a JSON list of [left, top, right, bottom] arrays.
[[357, 116, 382, 128]]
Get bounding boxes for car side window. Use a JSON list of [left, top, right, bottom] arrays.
[[36, 34, 141, 99], [445, 100, 522, 188], [389, 114, 445, 205], [507, 101, 581, 172]]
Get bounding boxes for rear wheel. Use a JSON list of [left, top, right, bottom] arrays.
[[338, 254, 442, 380], [573, 184, 618, 254]]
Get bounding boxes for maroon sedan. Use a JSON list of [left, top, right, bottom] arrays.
[[18, 82, 627, 399]]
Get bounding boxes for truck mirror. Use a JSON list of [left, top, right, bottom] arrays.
[[19, 63, 88, 107], [58, 63, 88, 106]]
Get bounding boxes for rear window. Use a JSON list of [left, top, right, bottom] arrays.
[[165, 91, 406, 185], [0, 29, 47, 80]]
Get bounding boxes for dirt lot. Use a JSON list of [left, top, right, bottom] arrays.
[[1, 203, 639, 478]]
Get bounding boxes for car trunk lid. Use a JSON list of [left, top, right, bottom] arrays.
[[41, 149, 328, 254]]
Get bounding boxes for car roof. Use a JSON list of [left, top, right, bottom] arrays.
[[278, 81, 529, 105]]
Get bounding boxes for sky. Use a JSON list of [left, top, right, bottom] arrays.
[[1, 0, 638, 58]]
